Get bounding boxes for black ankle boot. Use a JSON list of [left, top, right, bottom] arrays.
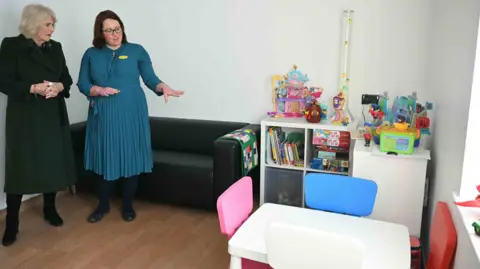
[[43, 192, 63, 227], [43, 206, 64, 227], [2, 219, 19, 247], [2, 194, 22, 247]]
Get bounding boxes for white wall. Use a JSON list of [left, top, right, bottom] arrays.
[[6, 0, 431, 124], [424, 0, 480, 267]]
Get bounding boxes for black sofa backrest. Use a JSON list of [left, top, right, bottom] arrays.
[[149, 117, 249, 155]]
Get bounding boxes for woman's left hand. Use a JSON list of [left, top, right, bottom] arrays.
[[156, 83, 184, 103]]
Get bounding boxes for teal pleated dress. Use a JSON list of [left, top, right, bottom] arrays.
[[77, 43, 162, 181]]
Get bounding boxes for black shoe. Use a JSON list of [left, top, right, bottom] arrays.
[[2, 225, 18, 247], [43, 207, 64, 227], [87, 208, 109, 223], [122, 210, 136, 222]]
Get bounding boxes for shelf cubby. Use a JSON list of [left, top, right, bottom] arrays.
[[260, 117, 354, 207]]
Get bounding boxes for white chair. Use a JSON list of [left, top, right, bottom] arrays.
[[265, 222, 366, 269]]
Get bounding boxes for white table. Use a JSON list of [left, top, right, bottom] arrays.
[[228, 203, 411, 269]]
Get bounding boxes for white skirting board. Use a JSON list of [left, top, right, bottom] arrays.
[[0, 194, 39, 211]]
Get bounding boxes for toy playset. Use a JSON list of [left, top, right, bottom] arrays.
[[268, 65, 327, 119], [361, 91, 433, 155]]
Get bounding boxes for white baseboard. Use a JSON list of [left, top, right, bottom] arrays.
[[0, 194, 40, 211]]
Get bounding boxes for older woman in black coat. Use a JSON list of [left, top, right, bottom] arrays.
[[0, 4, 76, 247]]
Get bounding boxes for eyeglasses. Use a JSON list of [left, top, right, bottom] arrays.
[[103, 28, 122, 35]]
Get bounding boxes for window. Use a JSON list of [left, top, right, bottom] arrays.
[[459, 25, 480, 199]]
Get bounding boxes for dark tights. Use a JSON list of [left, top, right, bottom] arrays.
[[96, 176, 138, 213]]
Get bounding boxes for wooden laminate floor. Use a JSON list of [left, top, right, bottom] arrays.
[[0, 194, 230, 269]]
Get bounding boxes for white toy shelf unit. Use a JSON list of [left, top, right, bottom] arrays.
[[260, 10, 357, 208], [259, 117, 353, 207]]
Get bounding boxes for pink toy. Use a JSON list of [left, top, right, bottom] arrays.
[[268, 65, 324, 118], [216, 176, 272, 269]]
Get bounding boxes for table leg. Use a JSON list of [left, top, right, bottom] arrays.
[[230, 255, 242, 269]]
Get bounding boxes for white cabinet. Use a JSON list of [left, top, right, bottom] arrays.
[[352, 141, 430, 237]]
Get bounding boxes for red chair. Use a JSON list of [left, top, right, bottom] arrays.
[[426, 201, 458, 269]]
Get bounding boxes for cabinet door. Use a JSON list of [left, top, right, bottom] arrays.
[[352, 151, 427, 237]]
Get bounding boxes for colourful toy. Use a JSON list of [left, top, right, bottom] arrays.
[[391, 93, 417, 125], [364, 133, 372, 147], [373, 92, 423, 154], [331, 92, 346, 124], [267, 65, 308, 118], [473, 221, 480, 236], [377, 126, 420, 155], [268, 65, 327, 119], [332, 10, 355, 126], [369, 104, 385, 122], [304, 99, 322, 123], [412, 101, 433, 136]]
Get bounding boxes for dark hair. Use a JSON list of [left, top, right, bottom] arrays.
[[92, 10, 128, 48]]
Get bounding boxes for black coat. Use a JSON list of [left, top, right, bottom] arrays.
[[0, 34, 77, 194]]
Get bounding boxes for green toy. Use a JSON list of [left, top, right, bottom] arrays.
[[473, 220, 480, 236]]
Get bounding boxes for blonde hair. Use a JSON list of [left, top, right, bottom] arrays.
[[18, 4, 57, 38]]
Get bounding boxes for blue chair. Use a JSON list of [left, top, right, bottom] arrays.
[[304, 173, 378, 217]]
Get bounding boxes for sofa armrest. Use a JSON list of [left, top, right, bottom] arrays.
[[212, 124, 261, 203], [70, 121, 87, 153]]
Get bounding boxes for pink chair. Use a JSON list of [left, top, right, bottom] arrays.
[[217, 176, 272, 269]]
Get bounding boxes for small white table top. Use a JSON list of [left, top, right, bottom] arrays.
[[228, 203, 411, 269]]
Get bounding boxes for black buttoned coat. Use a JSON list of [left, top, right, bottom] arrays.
[[0, 34, 77, 194]]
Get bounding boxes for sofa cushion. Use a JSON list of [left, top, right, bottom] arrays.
[[153, 150, 214, 171], [138, 150, 215, 209], [149, 117, 248, 155]]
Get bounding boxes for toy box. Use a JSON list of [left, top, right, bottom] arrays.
[[310, 158, 349, 173], [312, 129, 350, 150], [317, 151, 336, 160], [379, 127, 419, 155]]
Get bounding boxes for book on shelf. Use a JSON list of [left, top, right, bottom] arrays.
[[267, 127, 304, 167]]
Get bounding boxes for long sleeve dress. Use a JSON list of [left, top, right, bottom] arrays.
[[77, 43, 162, 181]]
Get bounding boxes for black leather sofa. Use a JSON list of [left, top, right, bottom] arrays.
[[69, 117, 261, 211]]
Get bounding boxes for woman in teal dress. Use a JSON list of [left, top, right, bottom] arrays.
[[77, 10, 184, 223]]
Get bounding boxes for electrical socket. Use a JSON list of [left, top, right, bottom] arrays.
[[361, 94, 380, 105]]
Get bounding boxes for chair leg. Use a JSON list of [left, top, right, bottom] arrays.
[[69, 185, 76, 195]]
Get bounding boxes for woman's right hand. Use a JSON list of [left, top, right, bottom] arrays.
[[30, 82, 49, 96], [91, 86, 120, 97]]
